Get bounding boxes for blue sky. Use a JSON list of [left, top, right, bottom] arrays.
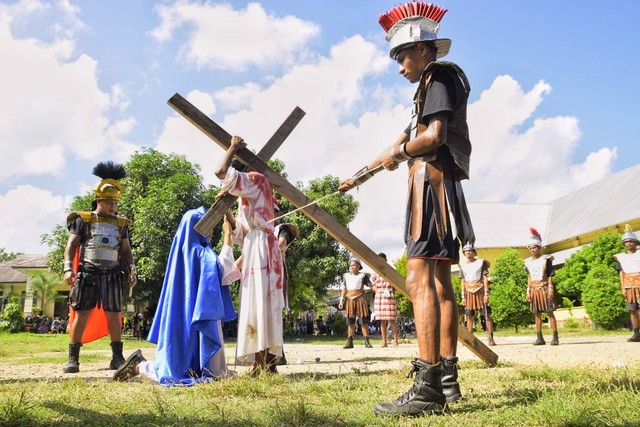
[[1, 0, 638, 262]]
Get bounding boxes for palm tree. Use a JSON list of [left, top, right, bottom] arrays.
[[30, 272, 62, 312]]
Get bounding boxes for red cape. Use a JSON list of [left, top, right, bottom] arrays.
[[68, 247, 121, 343]]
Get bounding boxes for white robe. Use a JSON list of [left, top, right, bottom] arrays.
[[222, 168, 284, 362]]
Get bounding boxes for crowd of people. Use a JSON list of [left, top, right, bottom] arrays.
[[25, 313, 68, 334]]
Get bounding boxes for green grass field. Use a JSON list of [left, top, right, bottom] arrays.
[[0, 331, 639, 427]]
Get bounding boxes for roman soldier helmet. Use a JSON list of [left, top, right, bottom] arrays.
[[622, 224, 639, 243], [378, 1, 451, 60], [349, 257, 363, 269], [527, 227, 543, 248], [462, 243, 475, 252], [93, 161, 126, 201]]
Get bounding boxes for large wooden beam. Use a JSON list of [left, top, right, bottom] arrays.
[[167, 94, 498, 366], [168, 94, 305, 236]]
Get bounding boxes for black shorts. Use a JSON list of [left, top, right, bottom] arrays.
[[68, 269, 124, 312]]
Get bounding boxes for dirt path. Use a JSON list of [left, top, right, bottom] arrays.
[[1, 334, 638, 382]]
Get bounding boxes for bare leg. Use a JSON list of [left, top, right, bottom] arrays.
[[434, 260, 457, 358], [347, 323, 355, 338], [547, 312, 558, 332], [631, 310, 639, 329], [381, 320, 388, 347], [69, 310, 91, 343], [466, 315, 474, 333], [390, 320, 399, 346], [406, 258, 439, 364], [106, 312, 122, 342], [361, 323, 369, 337], [534, 314, 543, 332]]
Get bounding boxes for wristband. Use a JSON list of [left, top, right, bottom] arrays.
[[389, 143, 412, 164]]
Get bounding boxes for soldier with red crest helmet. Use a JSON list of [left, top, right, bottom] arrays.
[[524, 227, 559, 346], [339, 1, 475, 417], [62, 161, 137, 374]]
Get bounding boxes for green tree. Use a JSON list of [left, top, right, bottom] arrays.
[[276, 174, 359, 314], [581, 264, 627, 330], [0, 248, 20, 263], [489, 248, 533, 332], [554, 233, 624, 303], [30, 272, 62, 312], [392, 253, 413, 318], [0, 296, 24, 333]]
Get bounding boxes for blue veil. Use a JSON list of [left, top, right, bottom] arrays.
[[147, 206, 236, 385]]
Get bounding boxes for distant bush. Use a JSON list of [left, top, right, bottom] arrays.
[[0, 296, 24, 333], [332, 312, 347, 337], [582, 265, 627, 330]]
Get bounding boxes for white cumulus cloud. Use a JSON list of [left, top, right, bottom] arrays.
[[151, 1, 320, 70]]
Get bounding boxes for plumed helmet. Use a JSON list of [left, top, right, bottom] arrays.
[[93, 161, 126, 201], [378, 1, 451, 60], [622, 224, 639, 243], [527, 227, 543, 248], [462, 243, 476, 252]]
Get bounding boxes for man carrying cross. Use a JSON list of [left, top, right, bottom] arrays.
[[339, 1, 474, 417], [215, 136, 284, 376]]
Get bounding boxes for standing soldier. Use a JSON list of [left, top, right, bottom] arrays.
[[459, 244, 495, 346], [339, 1, 475, 416], [62, 161, 137, 373], [614, 224, 640, 342], [339, 258, 374, 349], [524, 228, 559, 346]]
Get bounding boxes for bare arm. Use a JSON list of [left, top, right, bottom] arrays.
[[63, 234, 81, 285], [338, 113, 448, 192], [215, 136, 247, 180], [120, 238, 137, 287]]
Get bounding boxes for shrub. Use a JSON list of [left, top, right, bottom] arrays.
[[0, 296, 24, 333], [582, 265, 628, 330], [332, 312, 347, 337]]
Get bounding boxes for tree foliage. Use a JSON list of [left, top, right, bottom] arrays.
[[0, 296, 24, 333], [554, 233, 624, 303], [581, 264, 628, 330], [0, 248, 20, 263], [276, 174, 359, 314], [489, 248, 533, 332]]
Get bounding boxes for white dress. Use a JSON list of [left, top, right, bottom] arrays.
[[222, 168, 284, 362]]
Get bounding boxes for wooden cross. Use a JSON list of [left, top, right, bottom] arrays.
[[168, 93, 498, 366]]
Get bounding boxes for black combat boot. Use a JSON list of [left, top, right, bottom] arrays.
[[343, 336, 354, 349], [628, 329, 640, 342], [113, 349, 146, 382], [374, 359, 446, 417], [63, 343, 82, 373], [109, 341, 126, 370], [441, 356, 462, 403], [364, 336, 373, 348], [550, 331, 559, 346], [533, 332, 545, 346]]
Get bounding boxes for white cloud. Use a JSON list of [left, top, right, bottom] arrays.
[[0, 185, 71, 253], [151, 1, 320, 70], [466, 75, 616, 204], [0, 3, 138, 179]]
